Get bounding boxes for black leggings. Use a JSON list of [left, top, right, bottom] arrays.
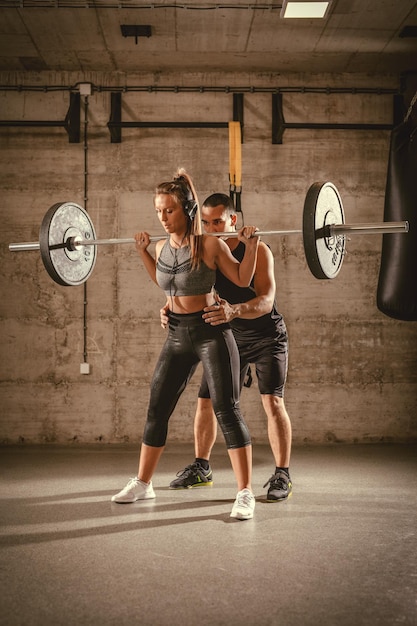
[[143, 311, 251, 449]]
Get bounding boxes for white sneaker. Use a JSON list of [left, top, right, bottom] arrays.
[[230, 488, 255, 520], [111, 477, 156, 503]]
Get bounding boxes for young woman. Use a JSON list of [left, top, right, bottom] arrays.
[[112, 169, 259, 520]]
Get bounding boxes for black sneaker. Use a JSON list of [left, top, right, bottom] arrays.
[[263, 471, 292, 502], [169, 462, 213, 489]]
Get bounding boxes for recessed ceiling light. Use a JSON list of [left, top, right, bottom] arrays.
[[280, 1, 332, 19]]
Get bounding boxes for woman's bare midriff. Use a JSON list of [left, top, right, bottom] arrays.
[[167, 293, 216, 314]]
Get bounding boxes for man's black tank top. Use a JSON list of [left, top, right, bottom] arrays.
[[214, 241, 283, 338]]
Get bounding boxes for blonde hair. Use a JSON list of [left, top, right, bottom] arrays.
[[155, 168, 203, 269]]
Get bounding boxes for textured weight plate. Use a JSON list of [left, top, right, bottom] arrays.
[[39, 202, 96, 286], [303, 182, 346, 279]]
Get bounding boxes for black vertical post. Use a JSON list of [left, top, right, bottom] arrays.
[[393, 94, 405, 127], [108, 92, 122, 143], [272, 92, 285, 144], [65, 92, 81, 143]]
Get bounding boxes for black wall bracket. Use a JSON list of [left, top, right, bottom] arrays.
[[107, 92, 244, 143], [272, 92, 403, 144], [0, 92, 80, 143]]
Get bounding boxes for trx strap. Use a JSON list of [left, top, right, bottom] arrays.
[[228, 121, 242, 212]]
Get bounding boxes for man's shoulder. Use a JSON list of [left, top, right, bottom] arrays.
[[257, 240, 274, 256]]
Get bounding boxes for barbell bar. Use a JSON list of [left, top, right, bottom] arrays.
[[8, 181, 409, 286], [8, 222, 406, 253], [8, 229, 304, 252]]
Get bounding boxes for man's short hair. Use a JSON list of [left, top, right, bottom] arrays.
[[202, 193, 235, 214]]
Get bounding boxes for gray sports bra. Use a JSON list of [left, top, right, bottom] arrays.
[[156, 239, 216, 296]]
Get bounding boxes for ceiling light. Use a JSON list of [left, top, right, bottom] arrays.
[[280, 1, 332, 19]]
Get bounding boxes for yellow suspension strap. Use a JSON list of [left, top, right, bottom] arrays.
[[228, 121, 242, 212]]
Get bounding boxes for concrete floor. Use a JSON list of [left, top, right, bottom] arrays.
[[0, 443, 416, 626]]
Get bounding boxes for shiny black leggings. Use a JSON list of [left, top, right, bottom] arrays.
[[143, 311, 251, 449]]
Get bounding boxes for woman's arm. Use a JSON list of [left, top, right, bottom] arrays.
[[206, 226, 259, 287], [134, 232, 164, 285]]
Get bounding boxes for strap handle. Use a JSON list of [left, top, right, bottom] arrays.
[[229, 121, 242, 211]]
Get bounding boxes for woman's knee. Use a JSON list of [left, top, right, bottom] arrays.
[[215, 410, 251, 449]]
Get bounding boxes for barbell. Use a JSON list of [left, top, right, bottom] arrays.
[[8, 181, 409, 287]]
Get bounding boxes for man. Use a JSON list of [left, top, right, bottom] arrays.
[[161, 193, 292, 501]]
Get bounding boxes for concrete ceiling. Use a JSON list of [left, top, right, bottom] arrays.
[[0, 0, 416, 76]]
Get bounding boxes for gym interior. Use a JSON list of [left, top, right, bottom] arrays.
[[0, 2, 416, 625]]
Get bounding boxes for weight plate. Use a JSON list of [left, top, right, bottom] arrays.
[[39, 202, 97, 286], [303, 181, 346, 280]]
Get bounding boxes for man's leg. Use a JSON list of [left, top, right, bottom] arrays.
[[261, 394, 292, 467], [194, 397, 217, 458], [169, 398, 217, 489], [261, 394, 293, 502]]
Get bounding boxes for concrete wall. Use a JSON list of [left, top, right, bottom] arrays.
[[1, 70, 416, 446]]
